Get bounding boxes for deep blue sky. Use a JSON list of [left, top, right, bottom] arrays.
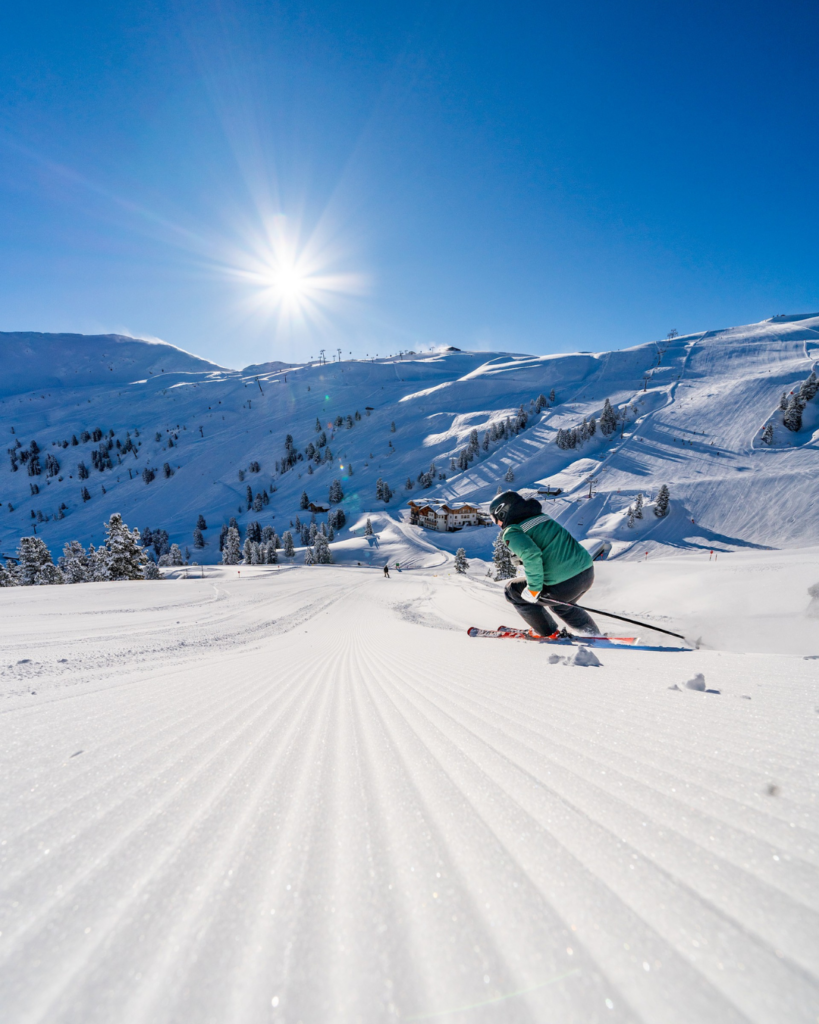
[[0, 0, 817, 368]]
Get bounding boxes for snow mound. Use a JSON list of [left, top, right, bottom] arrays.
[[547, 645, 602, 666]]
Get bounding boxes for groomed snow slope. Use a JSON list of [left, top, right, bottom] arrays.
[[1, 314, 817, 565], [1, 553, 818, 1023]]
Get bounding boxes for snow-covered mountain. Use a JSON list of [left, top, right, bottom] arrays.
[[1, 314, 817, 563]]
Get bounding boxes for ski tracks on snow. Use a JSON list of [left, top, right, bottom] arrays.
[[1, 569, 818, 1023]]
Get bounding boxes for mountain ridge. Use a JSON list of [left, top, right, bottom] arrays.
[[1, 316, 817, 565]]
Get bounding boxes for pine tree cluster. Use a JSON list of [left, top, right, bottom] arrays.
[[375, 478, 393, 502], [0, 514, 157, 586], [277, 411, 360, 477], [782, 370, 818, 433]]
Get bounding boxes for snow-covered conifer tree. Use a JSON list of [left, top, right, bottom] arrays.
[[390, 421, 396, 432], [304, 546, 316, 565], [364, 518, 374, 536], [168, 543, 184, 566], [196, 514, 207, 530], [300, 491, 309, 510], [0, 562, 18, 587], [308, 522, 318, 544], [250, 542, 262, 565], [242, 538, 255, 564], [654, 484, 670, 518], [588, 416, 597, 436], [600, 399, 618, 437], [193, 527, 205, 548], [328, 508, 346, 530], [504, 466, 515, 482], [328, 479, 344, 504], [761, 423, 774, 445], [633, 493, 644, 520], [779, 392, 789, 411], [783, 394, 804, 432], [314, 533, 333, 564], [492, 534, 515, 580], [626, 505, 635, 528], [454, 547, 469, 573], [800, 370, 818, 402], [59, 540, 89, 583], [143, 560, 162, 580], [87, 543, 111, 581], [282, 531, 295, 558], [38, 564, 64, 585], [16, 536, 56, 585], [222, 527, 242, 564]]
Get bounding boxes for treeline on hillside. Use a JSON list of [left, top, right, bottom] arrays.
[[217, 506, 346, 565], [0, 514, 161, 586], [5, 420, 191, 522], [409, 393, 554, 489], [555, 398, 629, 450], [762, 369, 819, 442], [276, 411, 364, 478]]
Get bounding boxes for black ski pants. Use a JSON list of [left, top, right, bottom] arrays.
[[504, 566, 600, 636]]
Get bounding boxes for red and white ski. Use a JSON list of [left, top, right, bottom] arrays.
[[466, 625, 637, 645]]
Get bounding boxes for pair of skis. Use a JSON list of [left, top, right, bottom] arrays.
[[467, 625, 637, 645]]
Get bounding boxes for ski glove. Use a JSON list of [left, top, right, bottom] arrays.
[[521, 587, 541, 603]]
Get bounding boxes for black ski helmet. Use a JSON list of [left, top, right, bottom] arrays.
[[489, 490, 520, 526]]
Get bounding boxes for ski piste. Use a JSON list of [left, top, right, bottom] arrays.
[[467, 625, 637, 645]]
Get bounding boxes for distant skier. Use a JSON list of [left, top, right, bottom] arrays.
[[383, 565, 390, 577], [489, 491, 600, 637]]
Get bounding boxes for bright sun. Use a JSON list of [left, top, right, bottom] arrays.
[[268, 262, 309, 304], [224, 213, 368, 331]]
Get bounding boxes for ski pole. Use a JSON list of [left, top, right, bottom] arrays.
[[537, 595, 688, 642]]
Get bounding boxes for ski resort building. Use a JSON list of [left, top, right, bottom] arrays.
[[408, 499, 487, 532]]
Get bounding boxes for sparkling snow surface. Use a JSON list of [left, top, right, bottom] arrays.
[[2, 553, 818, 1023]]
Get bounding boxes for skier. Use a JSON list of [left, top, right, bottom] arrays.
[[383, 564, 390, 577], [489, 490, 600, 637]]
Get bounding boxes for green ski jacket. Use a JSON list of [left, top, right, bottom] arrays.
[[502, 514, 592, 592]]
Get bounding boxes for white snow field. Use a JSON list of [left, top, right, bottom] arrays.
[[2, 552, 818, 1024]]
